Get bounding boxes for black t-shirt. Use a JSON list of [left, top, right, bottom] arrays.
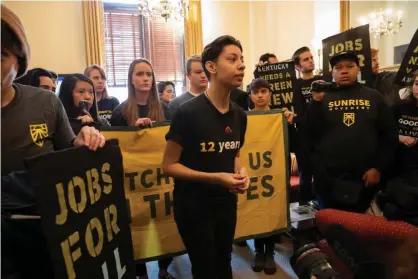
[[97, 97, 120, 121], [166, 94, 247, 201], [393, 100, 418, 172], [110, 101, 170, 126], [296, 75, 322, 104]]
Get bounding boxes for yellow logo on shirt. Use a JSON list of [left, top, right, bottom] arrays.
[[30, 124, 48, 147], [343, 113, 355, 127]]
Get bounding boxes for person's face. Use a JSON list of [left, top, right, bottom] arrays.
[[132, 62, 153, 92], [39, 76, 55, 92], [250, 87, 271, 108], [298, 51, 315, 73], [72, 80, 94, 109], [412, 76, 418, 100], [372, 55, 379, 74], [187, 61, 208, 90], [207, 45, 245, 88], [332, 60, 359, 86], [1, 49, 18, 91], [268, 57, 279, 64], [89, 69, 106, 93], [161, 84, 175, 102]]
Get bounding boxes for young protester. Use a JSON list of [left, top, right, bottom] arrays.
[[15, 67, 55, 92], [162, 35, 250, 279], [369, 71, 418, 224], [109, 58, 172, 279], [248, 78, 294, 274], [58, 74, 110, 134], [306, 51, 398, 213], [84, 64, 120, 121], [169, 55, 208, 116], [111, 59, 170, 127], [258, 53, 279, 65], [158, 81, 176, 105], [291, 46, 322, 204], [1, 6, 105, 278]]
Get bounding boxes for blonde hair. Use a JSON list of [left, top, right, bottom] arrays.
[[124, 59, 165, 126], [84, 64, 109, 99]]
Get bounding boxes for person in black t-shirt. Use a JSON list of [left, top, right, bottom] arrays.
[[85, 64, 120, 121], [1, 6, 105, 278], [291, 46, 322, 204], [58, 74, 110, 135], [109, 58, 172, 279], [110, 58, 170, 127], [306, 51, 397, 213], [163, 35, 249, 279]]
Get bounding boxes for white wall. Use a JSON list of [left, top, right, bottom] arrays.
[[350, 0, 418, 68], [4, 1, 87, 74], [201, 0, 341, 86]]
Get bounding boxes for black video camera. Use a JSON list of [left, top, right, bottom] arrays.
[[291, 243, 339, 279], [311, 81, 336, 92]]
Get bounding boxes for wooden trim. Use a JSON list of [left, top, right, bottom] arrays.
[[340, 0, 350, 32]]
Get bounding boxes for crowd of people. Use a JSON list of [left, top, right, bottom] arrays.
[[2, 3, 418, 279]]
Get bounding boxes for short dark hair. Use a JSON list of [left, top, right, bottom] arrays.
[[15, 68, 53, 87], [157, 81, 176, 95], [201, 35, 243, 80], [250, 78, 270, 93], [50, 71, 58, 79], [292, 46, 311, 66], [58, 74, 99, 121], [259, 53, 277, 63], [186, 55, 201, 74]]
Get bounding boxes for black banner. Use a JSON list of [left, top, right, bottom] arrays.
[[25, 140, 135, 279], [395, 28, 418, 86], [254, 62, 298, 112], [322, 24, 372, 86]]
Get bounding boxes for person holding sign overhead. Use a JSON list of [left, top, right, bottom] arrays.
[[1, 5, 106, 278], [162, 35, 249, 279], [306, 51, 398, 213]]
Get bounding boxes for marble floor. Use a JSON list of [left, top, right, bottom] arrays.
[[142, 237, 298, 279]]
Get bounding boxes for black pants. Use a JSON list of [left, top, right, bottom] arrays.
[[1, 216, 54, 279], [174, 195, 237, 279], [136, 258, 173, 276], [254, 236, 275, 254]]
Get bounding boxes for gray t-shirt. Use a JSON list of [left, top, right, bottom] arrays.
[[168, 92, 198, 118], [2, 84, 75, 175]]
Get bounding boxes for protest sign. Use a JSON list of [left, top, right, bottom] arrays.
[[254, 62, 298, 113], [25, 140, 135, 279], [322, 24, 372, 86], [395, 28, 418, 86]]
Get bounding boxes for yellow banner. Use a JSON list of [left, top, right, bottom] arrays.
[[102, 111, 289, 261]]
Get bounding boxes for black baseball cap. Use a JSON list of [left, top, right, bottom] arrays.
[[250, 78, 270, 92], [330, 51, 359, 68]]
